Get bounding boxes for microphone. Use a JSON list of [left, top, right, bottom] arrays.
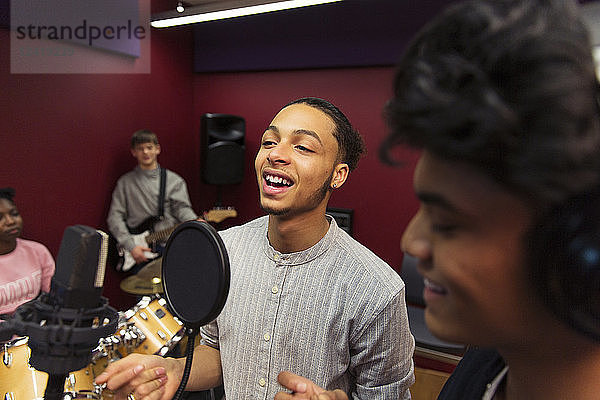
[[4, 225, 119, 400], [49, 224, 107, 309]]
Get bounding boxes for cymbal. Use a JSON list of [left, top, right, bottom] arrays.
[[136, 257, 163, 278], [120, 258, 164, 295]]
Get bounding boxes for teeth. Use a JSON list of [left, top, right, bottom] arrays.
[[265, 174, 291, 186], [424, 278, 446, 294]]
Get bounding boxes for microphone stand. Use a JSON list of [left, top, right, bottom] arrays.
[[8, 293, 119, 400], [173, 326, 200, 400], [45, 375, 68, 400]]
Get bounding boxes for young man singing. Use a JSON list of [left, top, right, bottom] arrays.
[[96, 98, 415, 400]]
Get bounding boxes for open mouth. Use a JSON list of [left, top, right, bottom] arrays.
[[424, 278, 447, 295], [264, 172, 294, 188]]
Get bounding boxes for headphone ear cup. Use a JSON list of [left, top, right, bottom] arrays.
[[528, 190, 600, 342]]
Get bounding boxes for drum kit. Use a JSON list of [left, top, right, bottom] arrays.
[[1, 264, 184, 400]]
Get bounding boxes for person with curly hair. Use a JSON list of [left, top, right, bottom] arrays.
[[276, 1, 600, 399]]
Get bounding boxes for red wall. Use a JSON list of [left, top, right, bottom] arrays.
[[1, 13, 419, 309], [0, 9, 198, 308]]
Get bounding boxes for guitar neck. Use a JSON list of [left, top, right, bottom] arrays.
[[143, 208, 237, 244], [145, 226, 176, 245]]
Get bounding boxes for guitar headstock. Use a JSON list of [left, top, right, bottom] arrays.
[[204, 207, 238, 224]]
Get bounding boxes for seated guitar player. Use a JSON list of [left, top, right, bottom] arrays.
[[107, 129, 199, 274]]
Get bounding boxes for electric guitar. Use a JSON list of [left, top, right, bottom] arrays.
[[111, 208, 237, 272]]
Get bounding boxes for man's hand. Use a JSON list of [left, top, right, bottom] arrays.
[[94, 353, 183, 400], [131, 245, 152, 264], [274, 371, 348, 400]]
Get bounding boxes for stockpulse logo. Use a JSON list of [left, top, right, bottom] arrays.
[[14, 19, 146, 47], [11, 0, 151, 74]]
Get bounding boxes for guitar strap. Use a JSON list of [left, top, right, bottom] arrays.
[[148, 167, 167, 256], [158, 166, 167, 221]]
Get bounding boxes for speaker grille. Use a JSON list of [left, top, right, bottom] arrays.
[[205, 142, 245, 185], [201, 113, 245, 185]]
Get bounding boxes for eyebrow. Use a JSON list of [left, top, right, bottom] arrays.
[[415, 190, 462, 214], [267, 125, 323, 145]]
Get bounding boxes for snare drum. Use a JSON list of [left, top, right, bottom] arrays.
[[124, 295, 184, 356], [1, 337, 101, 400]]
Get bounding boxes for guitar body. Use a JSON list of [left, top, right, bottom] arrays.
[[111, 218, 165, 272], [118, 229, 161, 272]]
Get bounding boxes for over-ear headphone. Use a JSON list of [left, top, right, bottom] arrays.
[[528, 189, 600, 342]]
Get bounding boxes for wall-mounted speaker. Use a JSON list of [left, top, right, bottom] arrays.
[[201, 113, 245, 185]]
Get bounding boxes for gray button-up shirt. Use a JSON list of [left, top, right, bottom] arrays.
[[201, 216, 415, 399]]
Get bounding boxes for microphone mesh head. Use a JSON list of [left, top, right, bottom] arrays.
[[95, 229, 109, 288]]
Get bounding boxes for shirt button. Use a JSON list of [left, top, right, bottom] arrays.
[[264, 333, 271, 341], [271, 286, 278, 294], [259, 378, 266, 387], [273, 254, 280, 261]]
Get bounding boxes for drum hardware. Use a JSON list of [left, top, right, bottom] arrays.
[[3, 341, 13, 367], [123, 295, 184, 357], [118, 324, 146, 351]]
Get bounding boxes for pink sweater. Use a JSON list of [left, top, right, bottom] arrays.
[[0, 238, 55, 315]]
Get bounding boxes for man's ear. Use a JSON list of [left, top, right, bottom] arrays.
[[330, 163, 349, 189]]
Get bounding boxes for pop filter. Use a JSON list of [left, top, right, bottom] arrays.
[[161, 220, 230, 400], [161, 219, 230, 327]]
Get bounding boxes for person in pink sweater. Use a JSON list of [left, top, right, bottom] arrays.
[[0, 187, 55, 317]]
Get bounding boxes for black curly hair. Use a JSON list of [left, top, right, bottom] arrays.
[[0, 187, 15, 204], [381, 0, 600, 208]]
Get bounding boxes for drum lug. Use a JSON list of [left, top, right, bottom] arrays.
[[2, 350, 12, 367], [65, 373, 76, 391]]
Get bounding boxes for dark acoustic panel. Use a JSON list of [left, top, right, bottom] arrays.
[[327, 207, 354, 237]]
